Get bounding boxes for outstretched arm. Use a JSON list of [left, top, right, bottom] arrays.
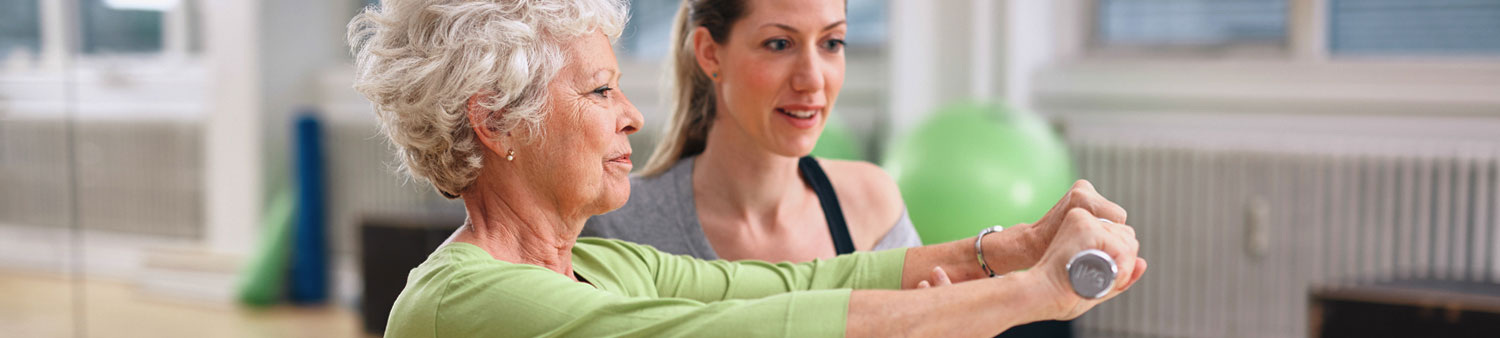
[[847, 208, 1148, 338], [898, 179, 1129, 288]]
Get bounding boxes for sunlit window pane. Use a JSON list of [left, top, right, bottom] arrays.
[[81, 0, 164, 54], [1330, 0, 1500, 56], [0, 0, 41, 59], [1096, 0, 1287, 47], [617, 0, 887, 60]]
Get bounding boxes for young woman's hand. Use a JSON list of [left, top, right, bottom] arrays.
[[915, 266, 953, 289]]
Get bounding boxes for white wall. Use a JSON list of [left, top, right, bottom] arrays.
[[886, 0, 1066, 133], [258, 0, 357, 190], [201, 0, 263, 256]]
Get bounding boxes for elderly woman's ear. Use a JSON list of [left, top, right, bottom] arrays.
[[466, 93, 512, 158]]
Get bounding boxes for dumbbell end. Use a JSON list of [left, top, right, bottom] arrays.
[[1066, 249, 1118, 299]]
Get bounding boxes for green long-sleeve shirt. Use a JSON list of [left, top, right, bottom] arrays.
[[385, 237, 907, 338]]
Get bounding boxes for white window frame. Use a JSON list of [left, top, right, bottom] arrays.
[[1083, 0, 1292, 60], [3, 0, 204, 120], [30, 0, 196, 66], [1033, 0, 1500, 117]]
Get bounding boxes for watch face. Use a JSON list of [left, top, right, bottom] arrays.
[[1067, 249, 1117, 299]]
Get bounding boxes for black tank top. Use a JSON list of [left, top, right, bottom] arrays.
[[798, 156, 855, 255]]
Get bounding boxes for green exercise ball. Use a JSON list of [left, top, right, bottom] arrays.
[[883, 101, 1075, 245], [811, 114, 864, 161]]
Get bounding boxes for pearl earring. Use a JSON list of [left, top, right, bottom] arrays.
[[506, 149, 515, 161]]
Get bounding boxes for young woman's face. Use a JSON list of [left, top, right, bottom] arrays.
[[710, 0, 846, 157]]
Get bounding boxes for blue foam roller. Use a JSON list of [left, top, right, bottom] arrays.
[[289, 112, 328, 304]]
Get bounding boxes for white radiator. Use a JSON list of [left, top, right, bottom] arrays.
[[1068, 127, 1500, 338], [0, 115, 458, 256], [321, 119, 464, 255], [0, 117, 203, 238], [0, 64, 208, 238]]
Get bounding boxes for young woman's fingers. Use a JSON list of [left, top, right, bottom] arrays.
[[932, 266, 952, 286]]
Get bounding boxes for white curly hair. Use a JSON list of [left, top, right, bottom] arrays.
[[347, 0, 629, 198]]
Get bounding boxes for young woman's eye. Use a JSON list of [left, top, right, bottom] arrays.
[[591, 85, 613, 98], [763, 38, 791, 51], [822, 39, 846, 52]]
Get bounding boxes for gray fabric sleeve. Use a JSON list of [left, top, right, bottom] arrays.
[[872, 209, 924, 250]]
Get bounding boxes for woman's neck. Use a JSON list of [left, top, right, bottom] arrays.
[[455, 172, 581, 279], [693, 116, 810, 225]]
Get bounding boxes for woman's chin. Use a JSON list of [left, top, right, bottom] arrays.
[[770, 138, 819, 158], [601, 181, 631, 211]]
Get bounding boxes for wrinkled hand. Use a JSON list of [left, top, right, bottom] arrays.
[[1022, 180, 1128, 264], [1032, 208, 1146, 320]]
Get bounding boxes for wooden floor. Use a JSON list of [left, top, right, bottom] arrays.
[[0, 271, 372, 338]]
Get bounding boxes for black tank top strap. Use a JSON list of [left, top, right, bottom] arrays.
[[798, 156, 855, 255]]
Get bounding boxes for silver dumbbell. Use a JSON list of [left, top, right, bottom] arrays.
[[1067, 218, 1121, 299], [1066, 249, 1117, 299]]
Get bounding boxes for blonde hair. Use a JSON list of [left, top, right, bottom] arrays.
[[347, 0, 628, 198], [638, 0, 744, 176]]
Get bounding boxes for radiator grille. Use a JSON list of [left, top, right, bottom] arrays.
[[1071, 137, 1500, 338], [322, 119, 463, 255], [0, 115, 458, 251], [0, 117, 203, 237]]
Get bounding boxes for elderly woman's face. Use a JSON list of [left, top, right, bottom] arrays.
[[519, 32, 642, 218], [714, 0, 846, 157]]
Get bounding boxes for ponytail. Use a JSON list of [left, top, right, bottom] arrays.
[[638, 0, 744, 176]]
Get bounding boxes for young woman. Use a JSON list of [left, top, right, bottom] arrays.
[[582, 0, 920, 262]]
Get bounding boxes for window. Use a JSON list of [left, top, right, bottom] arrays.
[[617, 0, 888, 60], [0, 0, 41, 59], [845, 0, 888, 49], [1094, 0, 1287, 53], [1329, 0, 1500, 56], [81, 0, 165, 54], [1090, 0, 1500, 59], [1038, 0, 1500, 117], [0, 0, 199, 62], [617, 0, 679, 60]]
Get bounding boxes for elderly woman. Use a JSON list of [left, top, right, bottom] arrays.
[[349, 1, 1146, 337]]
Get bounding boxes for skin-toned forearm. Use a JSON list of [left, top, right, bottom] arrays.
[[845, 270, 1055, 338], [843, 182, 1143, 337], [899, 225, 1040, 288]]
